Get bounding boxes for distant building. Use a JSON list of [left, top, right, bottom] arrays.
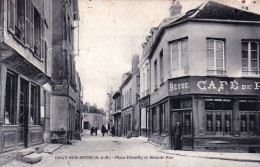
[[112, 91, 122, 136], [120, 55, 140, 137], [82, 110, 106, 130]]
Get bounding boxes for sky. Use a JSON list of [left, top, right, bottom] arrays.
[[76, 0, 260, 109]]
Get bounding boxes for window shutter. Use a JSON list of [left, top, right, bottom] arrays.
[[25, 0, 30, 47], [40, 17, 45, 59], [7, 0, 15, 34], [30, 1, 34, 51]]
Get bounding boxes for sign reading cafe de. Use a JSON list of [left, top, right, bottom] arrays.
[[168, 76, 260, 96]]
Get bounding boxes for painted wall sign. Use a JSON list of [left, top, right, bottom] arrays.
[[150, 83, 168, 104], [168, 76, 260, 96]]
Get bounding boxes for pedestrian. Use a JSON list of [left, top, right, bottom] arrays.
[[111, 126, 115, 137], [90, 127, 94, 136], [95, 127, 98, 136], [101, 125, 106, 137], [173, 121, 182, 150]]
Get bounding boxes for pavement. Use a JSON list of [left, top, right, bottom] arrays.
[[2, 130, 260, 167]]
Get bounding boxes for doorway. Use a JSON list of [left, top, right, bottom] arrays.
[[171, 110, 192, 150], [19, 79, 29, 148]]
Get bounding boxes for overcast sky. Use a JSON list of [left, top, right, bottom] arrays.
[[76, 0, 260, 109]]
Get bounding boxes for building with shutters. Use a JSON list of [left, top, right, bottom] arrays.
[[142, 1, 260, 152], [0, 0, 53, 155], [120, 55, 140, 137], [50, 0, 80, 144]]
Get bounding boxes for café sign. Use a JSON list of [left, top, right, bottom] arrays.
[[168, 76, 260, 96]]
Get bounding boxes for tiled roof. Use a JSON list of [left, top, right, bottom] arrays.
[[166, 0, 260, 27], [194, 1, 260, 21]]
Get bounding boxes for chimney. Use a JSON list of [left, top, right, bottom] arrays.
[[169, 0, 182, 16], [132, 55, 139, 72]]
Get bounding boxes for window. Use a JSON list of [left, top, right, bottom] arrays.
[[7, 0, 45, 58], [160, 50, 164, 84], [152, 107, 157, 134], [30, 84, 39, 125], [205, 99, 232, 136], [4, 72, 17, 124], [207, 39, 225, 75], [159, 103, 166, 134], [170, 38, 188, 73], [154, 60, 158, 89], [128, 114, 131, 131], [15, 0, 25, 43], [242, 41, 259, 76], [239, 100, 260, 136], [183, 112, 192, 136]]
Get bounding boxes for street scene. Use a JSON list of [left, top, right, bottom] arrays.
[[3, 130, 260, 167], [0, 0, 260, 166]]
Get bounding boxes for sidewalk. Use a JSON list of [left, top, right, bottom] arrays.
[[145, 140, 260, 162]]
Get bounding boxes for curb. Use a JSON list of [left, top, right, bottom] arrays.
[[145, 141, 260, 163], [159, 150, 260, 163]]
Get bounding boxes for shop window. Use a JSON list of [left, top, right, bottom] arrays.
[[205, 99, 232, 136], [30, 84, 39, 125], [183, 112, 191, 136], [19, 79, 29, 125], [171, 99, 180, 109], [242, 41, 260, 76], [239, 100, 258, 136], [159, 103, 166, 135], [152, 107, 157, 133], [206, 111, 213, 135], [4, 72, 17, 124], [207, 39, 225, 75]]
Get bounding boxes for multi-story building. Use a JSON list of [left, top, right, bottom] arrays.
[[112, 91, 122, 136], [144, 1, 260, 152], [0, 0, 52, 155], [120, 55, 140, 137], [50, 0, 80, 143]]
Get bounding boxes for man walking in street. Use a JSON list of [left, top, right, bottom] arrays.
[[95, 127, 98, 136], [101, 125, 106, 137], [111, 126, 115, 137], [173, 121, 182, 150]]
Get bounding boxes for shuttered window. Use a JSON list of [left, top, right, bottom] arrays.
[[41, 17, 45, 60], [25, 0, 30, 46], [7, 0, 15, 34]]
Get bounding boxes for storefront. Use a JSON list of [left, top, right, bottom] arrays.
[[139, 95, 150, 137], [121, 106, 133, 137], [0, 57, 49, 153], [112, 112, 121, 136], [148, 76, 260, 152]]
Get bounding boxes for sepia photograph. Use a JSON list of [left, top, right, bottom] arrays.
[[0, 0, 260, 166]]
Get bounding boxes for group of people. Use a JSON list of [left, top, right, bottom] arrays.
[[90, 125, 108, 137], [89, 125, 116, 137]]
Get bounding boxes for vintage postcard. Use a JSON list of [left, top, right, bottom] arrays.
[[0, 0, 260, 167]]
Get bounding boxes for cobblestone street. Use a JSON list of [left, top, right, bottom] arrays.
[[3, 131, 260, 167]]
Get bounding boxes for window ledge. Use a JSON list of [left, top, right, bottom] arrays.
[[241, 75, 260, 78], [206, 74, 227, 77]]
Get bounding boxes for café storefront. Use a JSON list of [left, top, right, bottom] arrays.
[[148, 76, 260, 152]]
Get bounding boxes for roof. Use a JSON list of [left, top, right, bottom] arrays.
[[194, 1, 260, 22], [163, 1, 260, 29], [148, 0, 260, 60]]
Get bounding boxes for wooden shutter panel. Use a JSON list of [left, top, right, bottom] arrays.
[[30, 1, 34, 51], [7, 0, 15, 34], [25, 0, 30, 47], [40, 17, 45, 59]]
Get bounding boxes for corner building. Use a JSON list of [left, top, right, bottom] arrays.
[[145, 1, 260, 152]]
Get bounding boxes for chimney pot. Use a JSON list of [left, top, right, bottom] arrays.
[[169, 1, 182, 16]]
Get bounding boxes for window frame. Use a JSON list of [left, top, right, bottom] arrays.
[[206, 39, 225, 75], [170, 38, 189, 72], [242, 41, 260, 76]]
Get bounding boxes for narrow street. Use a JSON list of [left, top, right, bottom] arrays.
[[3, 131, 260, 167]]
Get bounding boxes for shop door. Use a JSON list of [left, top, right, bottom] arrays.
[[171, 110, 192, 150], [19, 79, 29, 148]]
